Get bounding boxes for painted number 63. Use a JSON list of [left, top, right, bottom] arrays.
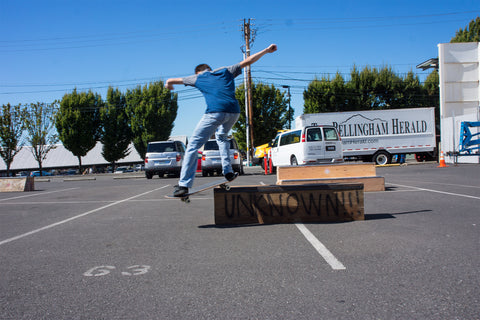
[[83, 265, 151, 277]]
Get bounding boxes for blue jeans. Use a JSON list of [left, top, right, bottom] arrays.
[[179, 112, 240, 188]]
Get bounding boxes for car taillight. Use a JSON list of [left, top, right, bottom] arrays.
[[233, 152, 238, 160], [202, 155, 206, 161], [145, 157, 148, 164], [176, 153, 182, 162], [301, 133, 305, 142]]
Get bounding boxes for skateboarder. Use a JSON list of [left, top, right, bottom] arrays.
[[165, 43, 277, 197]]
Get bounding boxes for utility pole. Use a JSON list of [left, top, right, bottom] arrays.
[[243, 18, 255, 165]]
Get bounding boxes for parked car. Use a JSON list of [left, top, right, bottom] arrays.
[[114, 166, 133, 174], [270, 125, 344, 167], [201, 138, 244, 177], [64, 169, 77, 175], [197, 151, 203, 173], [144, 140, 186, 179], [30, 170, 52, 177]]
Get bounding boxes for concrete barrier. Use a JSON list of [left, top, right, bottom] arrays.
[[0, 177, 35, 192], [214, 183, 364, 225], [276, 163, 385, 192]]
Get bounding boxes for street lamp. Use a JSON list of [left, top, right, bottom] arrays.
[[282, 85, 292, 129]]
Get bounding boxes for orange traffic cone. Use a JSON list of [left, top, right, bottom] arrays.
[[437, 151, 449, 168]]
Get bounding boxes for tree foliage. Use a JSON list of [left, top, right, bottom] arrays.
[[304, 65, 439, 114], [57, 89, 102, 171], [0, 103, 26, 175], [24, 102, 59, 174], [233, 83, 291, 151], [125, 81, 178, 159], [100, 87, 132, 168], [451, 16, 480, 43]]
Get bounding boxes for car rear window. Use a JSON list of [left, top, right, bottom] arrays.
[[147, 142, 176, 153], [324, 127, 340, 141], [306, 128, 323, 141], [204, 140, 235, 150]]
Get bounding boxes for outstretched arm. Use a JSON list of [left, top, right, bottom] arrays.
[[239, 44, 277, 69], [165, 78, 184, 90]]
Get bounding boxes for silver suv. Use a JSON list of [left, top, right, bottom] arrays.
[[145, 140, 186, 179], [201, 138, 244, 177]]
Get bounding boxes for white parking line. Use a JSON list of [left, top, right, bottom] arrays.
[[0, 187, 79, 202], [388, 183, 480, 200], [295, 223, 346, 270], [0, 185, 169, 247]]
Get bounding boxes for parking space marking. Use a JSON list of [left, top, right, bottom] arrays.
[[388, 183, 480, 200], [295, 223, 346, 270], [0, 188, 79, 202], [0, 185, 170, 247]]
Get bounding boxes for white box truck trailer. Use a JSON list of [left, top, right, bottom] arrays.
[[295, 107, 437, 165]]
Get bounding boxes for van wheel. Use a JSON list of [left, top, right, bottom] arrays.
[[373, 151, 391, 165], [146, 172, 153, 179], [290, 156, 298, 166]]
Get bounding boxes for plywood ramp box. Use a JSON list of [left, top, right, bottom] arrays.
[[0, 177, 35, 192], [214, 184, 364, 225], [276, 163, 385, 192]]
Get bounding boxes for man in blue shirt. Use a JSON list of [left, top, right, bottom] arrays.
[[165, 44, 277, 196]]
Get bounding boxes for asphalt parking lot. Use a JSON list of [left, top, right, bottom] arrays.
[[1, 163, 479, 319]]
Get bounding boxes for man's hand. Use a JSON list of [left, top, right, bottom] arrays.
[[165, 78, 183, 91], [239, 43, 278, 68], [266, 44, 277, 53]]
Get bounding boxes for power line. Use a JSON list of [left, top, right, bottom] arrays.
[[256, 10, 479, 26], [3, 10, 478, 53], [0, 20, 241, 53]]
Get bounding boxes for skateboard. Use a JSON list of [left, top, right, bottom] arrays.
[[165, 173, 238, 203]]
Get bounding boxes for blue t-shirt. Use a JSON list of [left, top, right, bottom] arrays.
[[183, 64, 242, 113]]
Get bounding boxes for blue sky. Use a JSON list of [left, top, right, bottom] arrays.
[[1, 0, 479, 137]]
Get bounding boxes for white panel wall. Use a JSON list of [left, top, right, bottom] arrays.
[[438, 42, 480, 164]]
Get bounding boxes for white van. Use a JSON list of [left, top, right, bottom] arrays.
[[270, 125, 343, 166]]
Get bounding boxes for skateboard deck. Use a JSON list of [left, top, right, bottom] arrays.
[[165, 173, 238, 203]]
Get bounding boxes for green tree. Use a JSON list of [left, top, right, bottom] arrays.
[[400, 71, 422, 108], [57, 89, 102, 172], [125, 81, 178, 160], [422, 70, 440, 133], [233, 83, 290, 151], [304, 65, 428, 113], [303, 77, 333, 113], [346, 65, 377, 110], [374, 66, 402, 109], [24, 102, 59, 175], [423, 70, 439, 105], [0, 103, 26, 176], [451, 16, 480, 42], [100, 87, 132, 168]]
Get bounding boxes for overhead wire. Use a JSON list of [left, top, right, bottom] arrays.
[[1, 10, 464, 101]]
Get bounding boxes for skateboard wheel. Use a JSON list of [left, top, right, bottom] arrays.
[[224, 185, 230, 191]]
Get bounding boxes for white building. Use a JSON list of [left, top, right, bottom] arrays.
[[438, 42, 480, 164], [0, 142, 143, 174]]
